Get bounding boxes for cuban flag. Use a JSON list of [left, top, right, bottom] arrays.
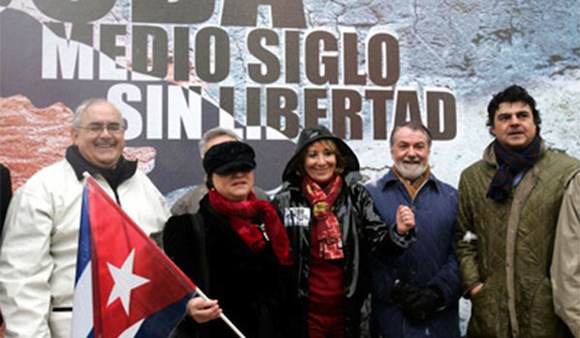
[[72, 176, 195, 337]]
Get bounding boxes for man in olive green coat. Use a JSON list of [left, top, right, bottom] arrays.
[[456, 85, 579, 338]]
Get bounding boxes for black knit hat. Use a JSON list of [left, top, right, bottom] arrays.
[[203, 141, 256, 175]]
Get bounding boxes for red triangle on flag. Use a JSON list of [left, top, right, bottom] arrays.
[[86, 177, 195, 337]]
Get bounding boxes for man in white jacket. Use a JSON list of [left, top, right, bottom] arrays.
[[0, 99, 171, 337]]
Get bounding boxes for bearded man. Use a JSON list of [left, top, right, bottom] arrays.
[[365, 121, 461, 337]]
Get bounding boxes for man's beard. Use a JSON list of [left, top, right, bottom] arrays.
[[394, 157, 428, 181]]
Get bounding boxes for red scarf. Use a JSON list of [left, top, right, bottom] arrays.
[[208, 189, 292, 265], [302, 174, 344, 260]]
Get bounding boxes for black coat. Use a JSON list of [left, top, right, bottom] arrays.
[[271, 125, 413, 338], [163, 196, 287, 338], [0, 163, 11, 326], [0, 163, 12, 232]]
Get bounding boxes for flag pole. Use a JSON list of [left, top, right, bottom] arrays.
[[195, 288, 247, 338]]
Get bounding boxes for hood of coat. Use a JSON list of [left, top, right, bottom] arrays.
[[282, 125, 360, 183]]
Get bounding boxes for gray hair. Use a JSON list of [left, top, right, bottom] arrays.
[[198, 127, 241, 158], [390, 121, 433, 148], [72, 98, 125, 129]]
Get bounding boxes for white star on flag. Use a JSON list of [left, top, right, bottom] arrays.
[[106, 249, 150, 315]]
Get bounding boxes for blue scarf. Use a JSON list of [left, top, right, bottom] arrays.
[[486, 135, 542, 202]]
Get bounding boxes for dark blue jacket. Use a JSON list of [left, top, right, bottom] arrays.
[[365, 170, 461, 338]]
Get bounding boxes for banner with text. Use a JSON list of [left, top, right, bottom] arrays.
[[1, 0, 578, 196]]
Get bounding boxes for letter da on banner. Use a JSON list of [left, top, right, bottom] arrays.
[[34, 0, 307, 29]]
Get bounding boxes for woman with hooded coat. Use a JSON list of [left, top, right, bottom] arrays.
[[271, 126, 416, 338]]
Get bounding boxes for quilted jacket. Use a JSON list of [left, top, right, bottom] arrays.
[[456, 141, 579, 338]]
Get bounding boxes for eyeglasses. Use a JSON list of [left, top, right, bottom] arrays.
[[78, 123, 126, 135]]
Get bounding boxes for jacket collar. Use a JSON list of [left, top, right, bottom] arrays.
[[65, 145, 137, 190], [379, 167, 442, 193]]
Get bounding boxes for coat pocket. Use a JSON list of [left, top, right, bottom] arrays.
[[468, 285, 499, 337], [528, 278, 560, 336]]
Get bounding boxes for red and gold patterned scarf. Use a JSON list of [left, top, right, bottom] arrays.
[[208, 190, 292, 265], [302, 174, 344, 260]]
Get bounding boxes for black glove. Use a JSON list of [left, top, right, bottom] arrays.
[[391, 281, 444, 325]]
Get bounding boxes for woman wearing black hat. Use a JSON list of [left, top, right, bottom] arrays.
[[163, 141, 292, 338], [271, 126, 416, 338]]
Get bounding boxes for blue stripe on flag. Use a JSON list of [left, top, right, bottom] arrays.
[[75, 185, 91, 282], [72, 185, 95, 338], [134, 294, 193, 337]]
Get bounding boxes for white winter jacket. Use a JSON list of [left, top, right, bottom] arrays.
[[0, 159, 170, 338]]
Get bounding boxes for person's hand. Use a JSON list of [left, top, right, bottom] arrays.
[[186, 296, 222, 323], [396, 205, 415, 235], [470, 283, 484, 297], [391, 281, 422, 307], [391, 281, 444, 325]]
